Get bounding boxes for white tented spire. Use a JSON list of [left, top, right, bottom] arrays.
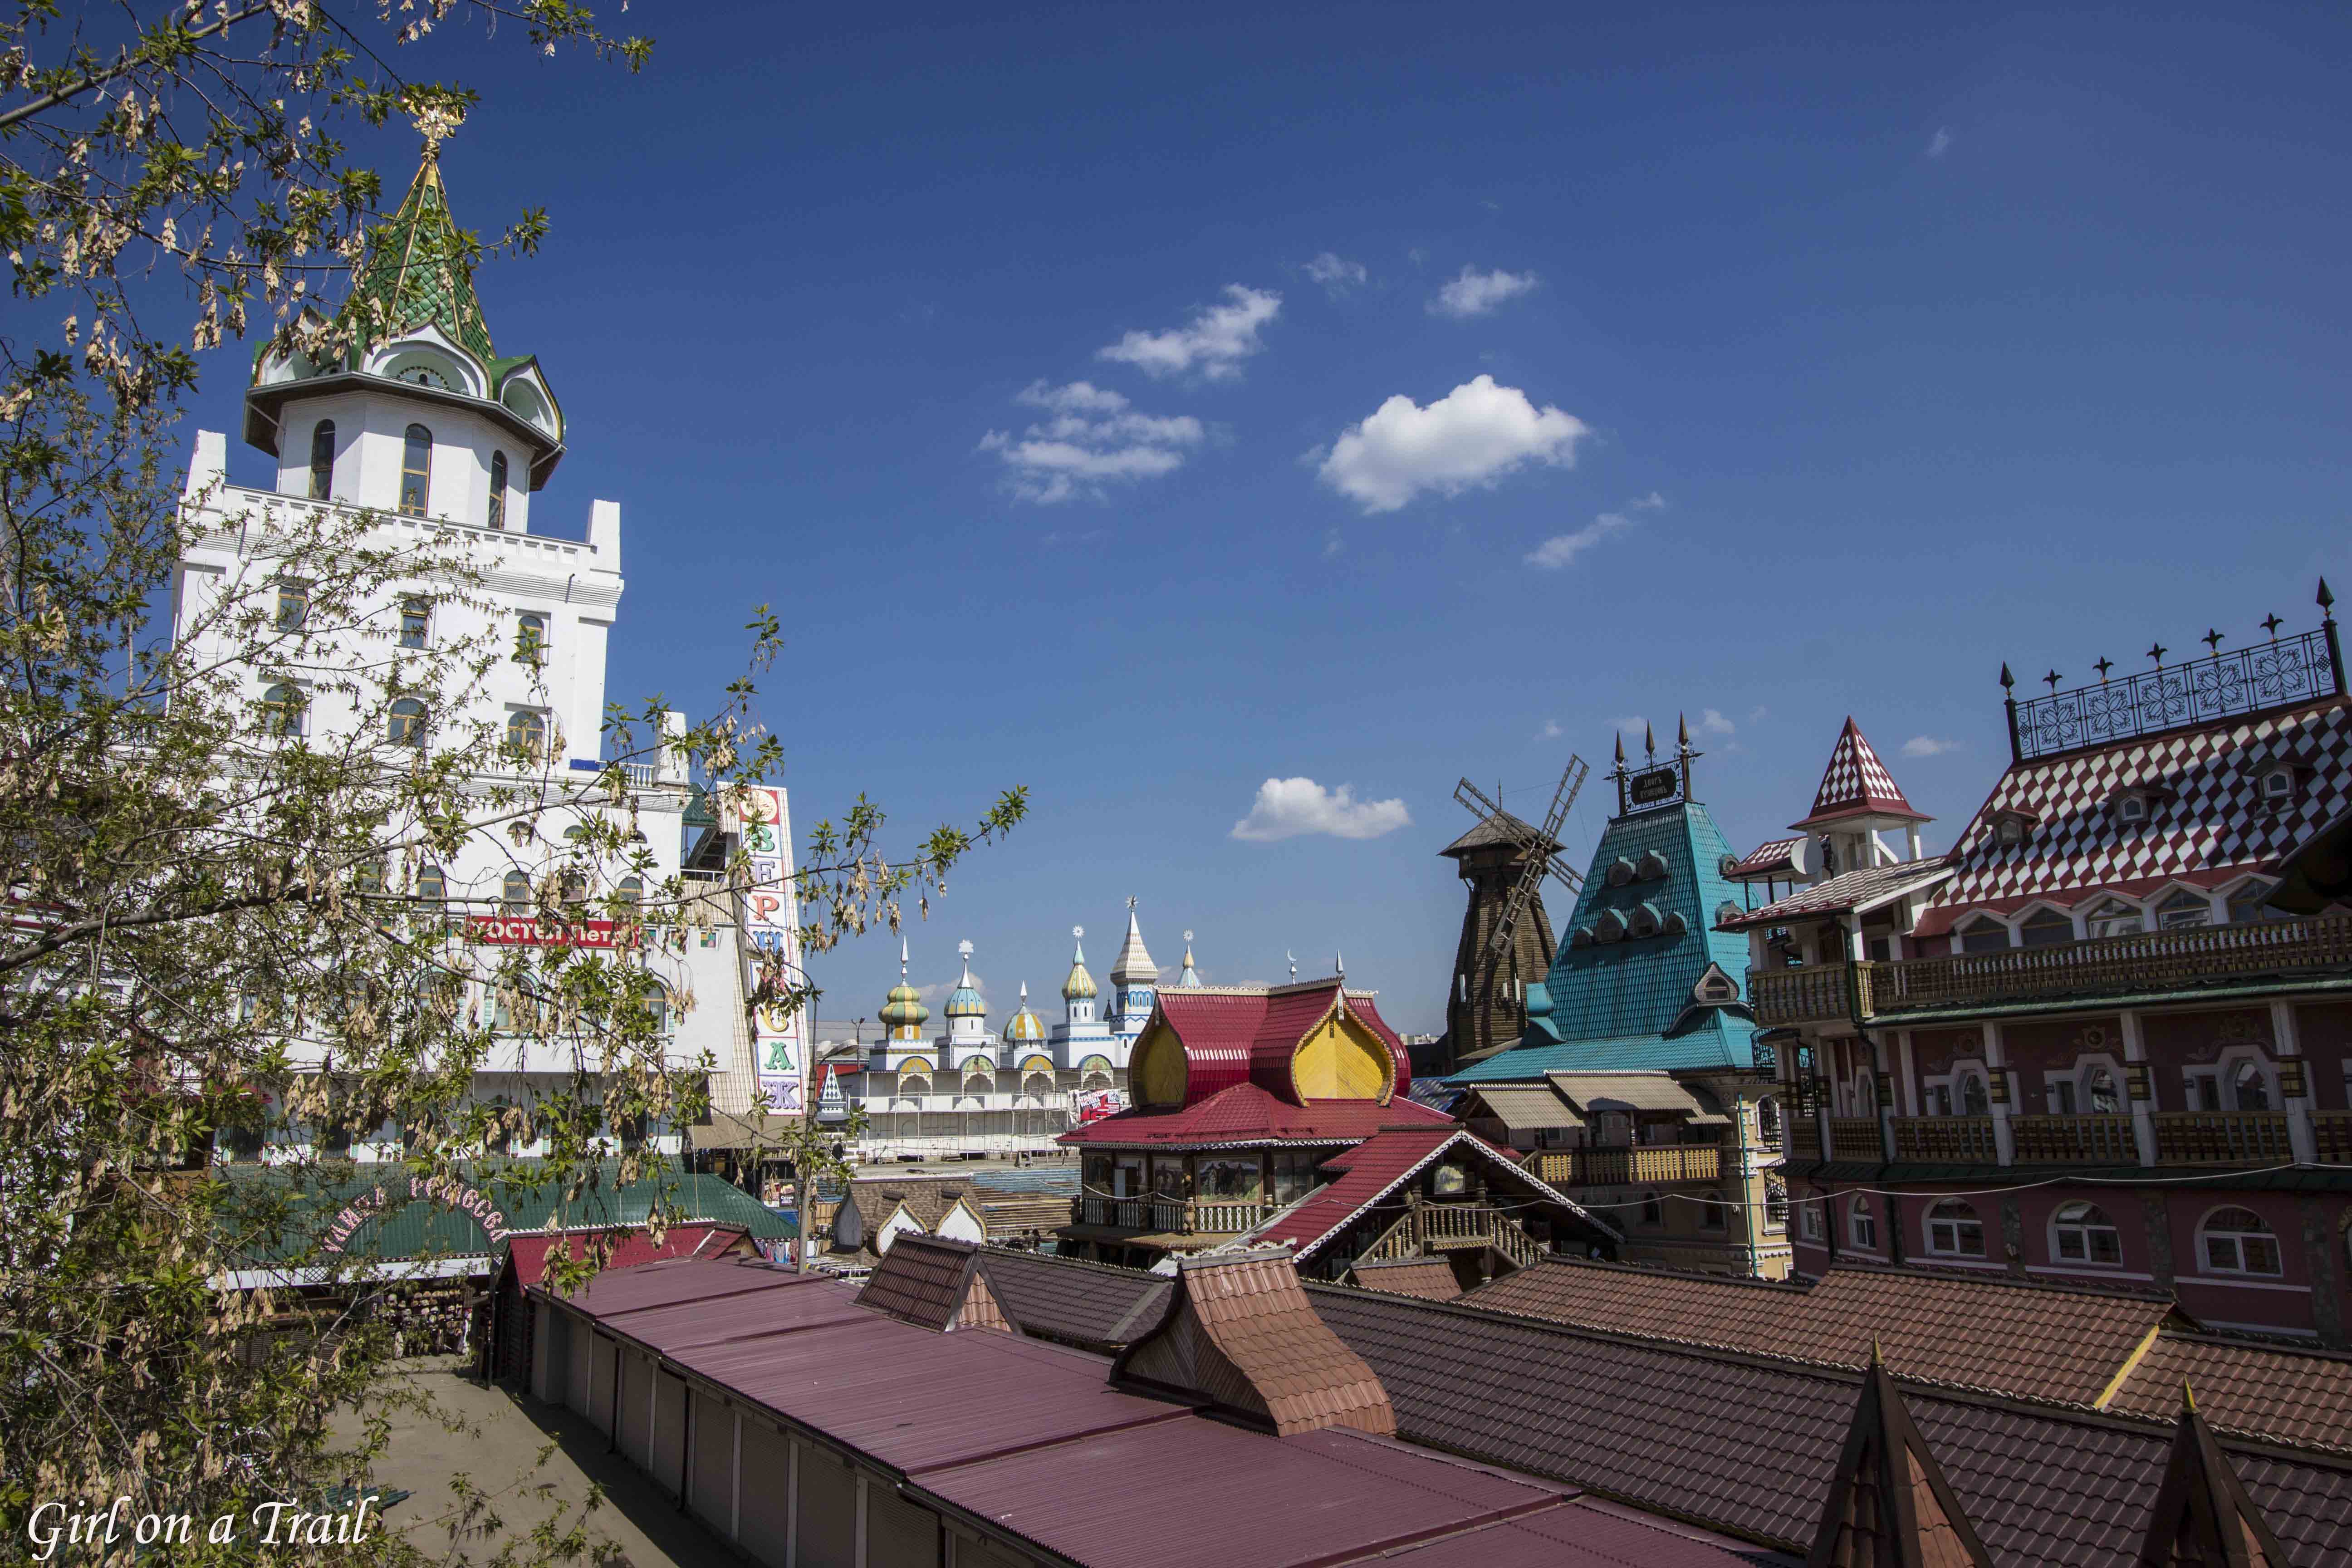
[[1110, 897, 1159, 985]]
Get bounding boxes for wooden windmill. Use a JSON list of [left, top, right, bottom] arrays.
[[1437, 758, 1587, 1073]]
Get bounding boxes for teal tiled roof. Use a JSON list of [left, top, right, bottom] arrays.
[[1447, 798, 1759, 1084]]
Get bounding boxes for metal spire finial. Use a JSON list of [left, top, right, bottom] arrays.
[[1999, 662, 2014, 691], [1677, 711, 1690, 750], [2261, 613, 2284, 637], [1643, 721, 1655, 760], [1286, 950, 1296, 982], [2093, 657, 2113, 681], [899, 936, 909, 979], [2147, 642, 2167, 665], [410, 99, 465, 158], [2043, 668, 2062, 692], [2202, 627, 2225, 652]]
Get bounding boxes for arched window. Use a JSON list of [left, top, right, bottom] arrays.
[[501, 870, 532, 909], [2019, 908, 2074, 947], [2085, 898, 2143, 938], [615, 875, 642, 906], [1022, 1071, 1054, 1098], [514, 612, 548, 665], [259, 682, 305, 736], [1848, 1196, 1877, 1250], [2231, 1059, 2271, 1112], [1640, 1191, 1662, 1227], [639, 978, 671, 1037], [1959, 1071, 1990, 1117], [386, 698, 427, 746], [505, 709, 547, 759], [308, 420, 335, 500], [415, 862, 446, 906], [559, 869, 588, 907], [1080, 1070, 1112, 1093], [2052, 1201, 2121, 1265], [1926, 1198, 1985, 1257], [399, 423, 431, 516], [2156, 890, 2214, 930], [2083, 1064, 2122, 1115], [2199, 1207, 2282, 1276], [1700, 1197, 1728, 1231], [487, 450, 509, 529], [398, 597, 429, 649], [899, 1073, 931, 1097], [1956, 917, 2009, 954]]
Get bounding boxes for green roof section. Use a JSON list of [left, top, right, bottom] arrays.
[[1448, 794, 1759, 1085], [339, 146, 495, 362], [217, 1159, 792, 1268]]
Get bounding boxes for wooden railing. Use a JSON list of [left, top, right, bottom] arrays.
[[1073, 1196, 1275, 1233], [1891, 1117, 1997, 1163], [2151, 1112, 2293, 1166], [2010, 1113, 2138, 1164], [1361, 1204, 1542, 1269], [2315, 1110, 2352, 1166], [1749, 915, 2352, 1024], [1829, 1117, 1886, 1160], [1531, 1146, 1723, 1187], [1786, 1120, 1823, 1163]]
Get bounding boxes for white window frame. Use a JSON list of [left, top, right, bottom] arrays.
[[1848, 1196, 1877, 1252], [2050, 1201, 2124, 1268], [2014, 902, 2079, 947], [1924, 1199, 1986, 1258], [2197, 1206, 2284, 1277], [1797, 1194, 1823, 1242]]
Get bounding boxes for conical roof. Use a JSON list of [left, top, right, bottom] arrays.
[[1793, 717, 1930, 830], [1177, 934, 1202, 988], [1806, 1352, 1993, 1568], [943, 942, 986, 1018], [1439, 808, 1560, 860], [340, 137, 495, 361], [2135, 1385, 2288, 1568], [1110, 906, 1158, 985], [1062, 932, 1098, 1001]]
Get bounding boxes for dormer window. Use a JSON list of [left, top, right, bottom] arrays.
[[1715, 900, 1744, 927], [1627, 902, 1661, 939], [1605, 857, 1636, 887], [2116, 795, 2149, 825], [1955, 916, 2009, 954], [2258, 766, 2296, 807], [399, 424, 432, 517], [1635, 850, 1670, 881], [1988, 809, 2038, 848], [488, 450, 509, 530], [398, 363, 450, 391], [1593, 910, 1627, 944]]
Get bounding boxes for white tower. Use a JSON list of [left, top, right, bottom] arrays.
[[1107, 897, 1160, 1048]]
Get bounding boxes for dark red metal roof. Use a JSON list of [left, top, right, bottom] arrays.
[[1251, 1128, 1618, 1258], [537, 1255, 1761, 1568], [503, 1223, 751, 1289], [1058, 1081, 1453, 1148], [1142, 980, 1413, 1108]]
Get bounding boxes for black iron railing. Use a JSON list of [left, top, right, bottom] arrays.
[[2006, 609, 2342, 764]]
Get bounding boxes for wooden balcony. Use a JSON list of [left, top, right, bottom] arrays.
[[1073, 1195, 1275, 1234], [1786, 1120, 1823, 1163], [1531, 1145, 1725, 1188], [1749, 914, 2352, 1025], [1891, 1116, 1998, 1163], [1361, 1203, 1543, 1269], [2009, 1113, 2139, 1164], [1829, 1117, 1886, 1160], [2316, 1110, 2352, 1166], [2150, 1112, 2293, 1166]]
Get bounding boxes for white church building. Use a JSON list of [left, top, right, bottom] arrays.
[[170, 129, 784, 1161]]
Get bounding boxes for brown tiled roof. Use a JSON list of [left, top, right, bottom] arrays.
[[1348, 1258, 1464, 1302], [2108, 1335, 2352, 1455], [1306, 1284, 2352, 1567], [2138, 1393, 2292, 1568], [858, 1233, 985, 1331], [1116, 1251, 1395, 1437], [1462, 1259, 2181, 1407], [970, 1246, 1170, 1353], [1809, 1355, 1994, 1567]]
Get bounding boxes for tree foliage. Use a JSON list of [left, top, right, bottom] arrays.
[[0, 5, 1024, 1559]]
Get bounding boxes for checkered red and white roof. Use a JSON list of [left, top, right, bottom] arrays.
[[1914, 695, 2351, 936], [1795, 717, 1930, 828]]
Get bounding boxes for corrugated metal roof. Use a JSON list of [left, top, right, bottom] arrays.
[[504, 1223, 751, 1288], [1459, 1083, 1581, 1131], [1544, 1072, 1711, 1116], [1060, 1081, 1455, 1148]]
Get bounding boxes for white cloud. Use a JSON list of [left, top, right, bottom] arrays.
[[1318, 375, 1589, 514], [1430, 266, 1539, 319], [1537, 719, 1563, 740], [1700, 708, 1736, 736], [1613, 714, 1648, 736], [1926, 127, 1954, 159], [980, 379, 1205, 503], [1747, 706, 1769, 725], [1901, 735, 1958, 758], [1098, 284, 1281, 380], [1230, 777, 1411, 842], [1525, 492, 1661, 571], [1304, 252, 1367, 296]]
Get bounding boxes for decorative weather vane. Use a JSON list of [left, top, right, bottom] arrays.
[[958, 938, 973, 961], [1126, 894, 1137, 913]]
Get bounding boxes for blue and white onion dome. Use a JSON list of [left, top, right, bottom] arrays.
[[1061, 926, 1098, 1001], [943, 939, 988, 1019], [1004, 982, 1047, 1044]]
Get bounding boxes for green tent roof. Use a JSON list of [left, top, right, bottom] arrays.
[[339, 148, 495, 362]]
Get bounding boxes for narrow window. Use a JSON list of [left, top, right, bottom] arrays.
[[386, 698, 427, 747], [488, 450, 508, 529], [398, 598, 429, 649], [1641, 1191, 1662, 1226], [308, 420, 335, 500], [416, 863, 446, 906], [515, 612, 548, 665], [1959, 1073, 1990, 1117], [1849, 1196, 1877, 1250], [399, 423, 432, 516], [275, 582, 309, 632], [1764, 1179, 1789, 1230], [500, 869, 532, 909], [2231, 1061, 2271, 1112], [2083, 1066, 2121, 1114]]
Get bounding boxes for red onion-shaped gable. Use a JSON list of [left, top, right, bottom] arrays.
[[1140, 981, 1412, 1110]]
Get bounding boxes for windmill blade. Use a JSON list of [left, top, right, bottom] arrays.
[[1482, 755, 1588, 961]]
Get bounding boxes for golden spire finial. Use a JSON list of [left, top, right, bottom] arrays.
[[2181, 1378, 2196, 1413], [409, 98, 466, 160]]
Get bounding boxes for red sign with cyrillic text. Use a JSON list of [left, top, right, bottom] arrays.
[[464, 915, 641, 949]]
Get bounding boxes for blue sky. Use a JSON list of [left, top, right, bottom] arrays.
[[191, 3, 2352, 1034]]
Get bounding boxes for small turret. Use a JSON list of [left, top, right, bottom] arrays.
[[1005, 982, 1047, 1046], [1177, 931, 1203, 988], [878, 937, 930, 1041]]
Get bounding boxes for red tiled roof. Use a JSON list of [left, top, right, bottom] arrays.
[[1796, 716, 1931, 828], [1726, 835, 1808, 881], [1146, 980, 1412, 1107], [1715, 858, 1953, 932], [1057, 1080, 1453, 1148], [1348, 1258, 1464, 1301], [1917, 696, 2352, 935], [1249, 1128, 1617, 1259], [502, 1222, 751, 1289]]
